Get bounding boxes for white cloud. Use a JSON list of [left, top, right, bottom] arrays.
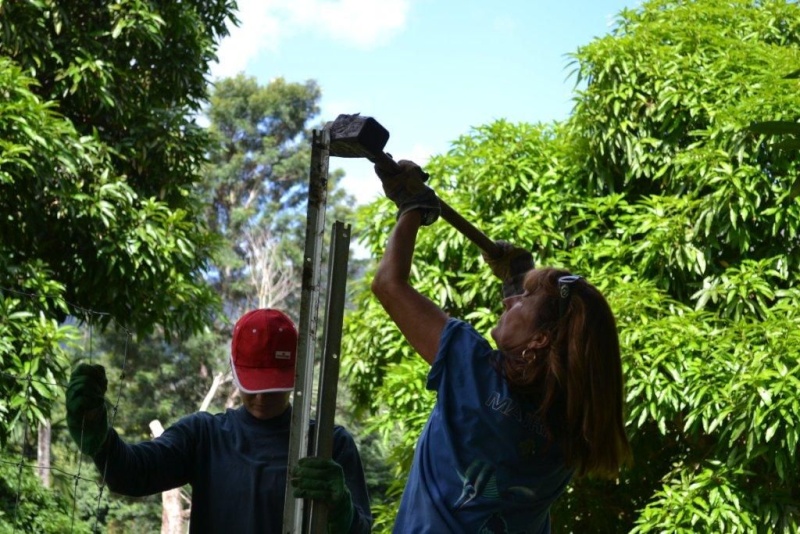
[[210, 0, 411, 78], [211, 0, 283, 79], [405, 143, 433, 166], [320, 97, 368, 125], [284, 0, 410, 48]]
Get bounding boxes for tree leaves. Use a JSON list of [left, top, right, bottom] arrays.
[[0, 0, 236, 443]]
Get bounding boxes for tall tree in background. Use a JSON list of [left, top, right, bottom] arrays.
[[201, 74, 322, 318], [0, 0, 235, 444], [0, 1, 235, 531], [344, 0, 800, 532], [99, 74, 355, 449]]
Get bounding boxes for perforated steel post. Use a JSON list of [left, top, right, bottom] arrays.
[[308, 221, 351, 532], [282, 129, 330, 533]]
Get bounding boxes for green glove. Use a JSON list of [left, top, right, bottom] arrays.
[[482, 240, 534, 298], [66, 363, 109, 456], [291, 456, 354, 533], [375, 159, 441, 226]]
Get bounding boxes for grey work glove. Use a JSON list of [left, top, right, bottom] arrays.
[[374, 159, 441, 226], [482, 240, 534, 298], [66, 363, 110, 456], [291, 456, 355, 533]]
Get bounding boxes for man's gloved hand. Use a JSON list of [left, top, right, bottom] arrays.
[[291, 456, 355, 533], [482, 240, 534, 298], [66, 363, 110, 456], [375, 159, 440, 226]]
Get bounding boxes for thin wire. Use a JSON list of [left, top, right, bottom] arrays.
[[2, 287, 137, 532]]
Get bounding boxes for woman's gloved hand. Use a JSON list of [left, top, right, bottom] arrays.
[[375, 160, 440, 226], [482, 240, 534, 298]]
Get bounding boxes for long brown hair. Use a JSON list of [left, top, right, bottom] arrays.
[[500, 267, 632, 479]]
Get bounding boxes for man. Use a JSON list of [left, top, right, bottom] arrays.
[[66, 308, 372, 533]]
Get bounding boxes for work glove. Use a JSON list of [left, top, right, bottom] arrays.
[[291, 456, 355, 534], [375, 159, 441, 226], [482, 240, 534, 298], [66, 363, 110, 456]]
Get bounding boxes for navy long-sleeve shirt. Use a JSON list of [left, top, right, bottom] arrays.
[[93, 405, 372, 533]]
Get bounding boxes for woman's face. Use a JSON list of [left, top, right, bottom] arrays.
[[490, 289, 548, 354]]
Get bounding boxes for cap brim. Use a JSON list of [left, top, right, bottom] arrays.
[[232, 364, 294, 394]]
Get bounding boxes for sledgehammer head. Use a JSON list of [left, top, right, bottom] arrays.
[[325, 113, 390, 159]]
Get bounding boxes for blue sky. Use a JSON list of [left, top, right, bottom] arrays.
[[211, 0, 639, 205]]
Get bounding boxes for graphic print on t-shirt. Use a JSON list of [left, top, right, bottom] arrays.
[[455, 459, 543, 534], [454, 459, 499, 509], [455, 458, 540, 509]]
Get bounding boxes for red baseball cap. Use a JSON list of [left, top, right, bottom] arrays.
[[230, 309, 298, 393]]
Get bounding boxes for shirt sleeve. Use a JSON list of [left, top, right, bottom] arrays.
[[332, 426, 373, 533], [93, 414, 203, 497], [427, 318, 492, 392]]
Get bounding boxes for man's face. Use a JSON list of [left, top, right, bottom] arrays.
[[240, 391, 291, 420]]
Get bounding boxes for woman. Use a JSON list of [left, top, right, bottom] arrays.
[[372, 161, 631, 533]]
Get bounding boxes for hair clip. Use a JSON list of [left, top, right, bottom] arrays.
[[558, 275, 582, 318]]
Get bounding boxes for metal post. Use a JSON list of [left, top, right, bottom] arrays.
[[283, 129, 330, 534], [308, 221, 351, 533]]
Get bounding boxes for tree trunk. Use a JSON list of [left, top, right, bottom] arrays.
[[149, 420, 184, 534], [37, 420, 51, 488], [199, 372, 229, 413]]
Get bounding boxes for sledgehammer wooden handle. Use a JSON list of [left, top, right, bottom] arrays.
[[438, 202, 501, 258]]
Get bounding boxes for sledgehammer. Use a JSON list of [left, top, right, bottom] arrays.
[[325, 113, 502, 259]]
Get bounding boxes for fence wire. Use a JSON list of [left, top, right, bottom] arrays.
[[1, 285, 133, 533]]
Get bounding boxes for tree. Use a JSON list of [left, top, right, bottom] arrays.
[[0, 0, 236, 525], [200, 74, 324, 319], [0, 0, 237, 442], [0, 0, 236, 335], [343, 0, 800, 531]]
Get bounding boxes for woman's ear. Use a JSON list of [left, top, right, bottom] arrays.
[[528, 332, 550, 350]]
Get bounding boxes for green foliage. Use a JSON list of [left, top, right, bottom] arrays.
[[344, 1, 800, 531], [0, 0, 235, 336], [0, 0, 236, 527], [1, 0, 237, 445], [0, 460, 92, 533], [0, 258, 79, 446]]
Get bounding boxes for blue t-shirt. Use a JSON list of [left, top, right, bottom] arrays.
[[94, 405, 372, 533], [393, 319, 572, 534]]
